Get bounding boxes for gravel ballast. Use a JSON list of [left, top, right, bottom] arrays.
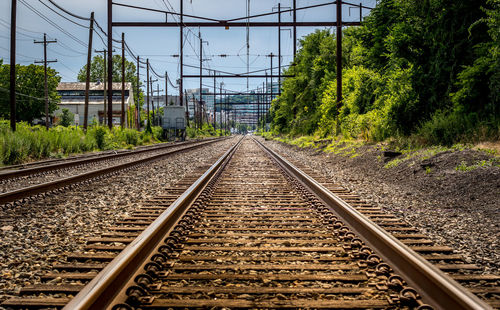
[[261, 137, 500, 273], [0, 137, 237, 303]]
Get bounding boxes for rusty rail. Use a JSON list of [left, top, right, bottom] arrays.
[[254, 137, 491, 310], [62, 137, 243, 309]]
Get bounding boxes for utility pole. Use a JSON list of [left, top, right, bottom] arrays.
[[152, 84, 163, 125], [165, 71, 168, 106], [146, 59, 150, 128], [336, 0, 343, 114], [192, 94, 197, 129], [150, 78, 158, 125], [269, 53, 274, 106], [219, 82, 224, 133], [95, 49, 108, 125], [293, 0, 297, 60], [278, 3, 281, 96], [225, 92, 229, 134], [179, 0, 183, 109], [121, 32, 125, 128], [257, 86, 260, 130], [34, 33, 57, 130], [84, 12, 94, 130], [199, 29, 203, 125], [213, 71, 216, 129], [184, 90, 189, 127], [136, 55, 140, 130], [10, 0, 17, 131], [107, 0, 113, 129]]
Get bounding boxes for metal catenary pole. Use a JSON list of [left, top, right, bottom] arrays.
[[278, 3, 281, 96], [121, 32, 125, 128], [83, 12, 94, 130], [179, 0, 183, 110], [146, 59, 150, 127], [107, 0, 113, 129], [213, 71, 216, 129], [336, 0, 342, 115], [136, 55, 140, 130], [95, 50, 107, 125], [10, 0, 17, 131], [34, 33, 57, 130]]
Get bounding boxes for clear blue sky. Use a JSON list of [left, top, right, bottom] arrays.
[[0, 0, 376, 95]]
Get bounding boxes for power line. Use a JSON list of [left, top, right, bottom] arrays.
[[45, 0, 90, 21], [38, 0, 89, 29], [19, 0, 87, 47]]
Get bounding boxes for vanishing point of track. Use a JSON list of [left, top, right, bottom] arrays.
[[2, 137, 499, 309]]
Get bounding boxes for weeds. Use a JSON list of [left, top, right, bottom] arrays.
[[0, 121, 168, 166]]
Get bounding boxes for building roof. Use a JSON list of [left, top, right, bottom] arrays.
[[57, 82, 132, 91]]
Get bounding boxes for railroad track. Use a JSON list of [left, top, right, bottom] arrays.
[[2, 137, 499, 309], [0, 137, 225, 207], [0, 138, 220, 184]]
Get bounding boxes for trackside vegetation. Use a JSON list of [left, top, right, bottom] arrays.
[[269, 0, 500, 146], [0, 121, 164, 166]]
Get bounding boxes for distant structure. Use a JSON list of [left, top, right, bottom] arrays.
[[56, 82, 134, 125], [152, 95, 181, 107]]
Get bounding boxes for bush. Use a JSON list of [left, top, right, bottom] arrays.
[[57, 108, 74, 127]]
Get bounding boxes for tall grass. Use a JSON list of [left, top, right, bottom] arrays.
[[0, 121, 164, 166]]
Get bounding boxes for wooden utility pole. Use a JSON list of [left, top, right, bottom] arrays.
[[165, 71, 168, 106], [150, 78, 158, 125], [146, 59, 150, 127], [213, 71, 216, 129], [219, 82, 223, 132], [83, 12, 94, 130], [121, 32, 125, 128], [136, 55, 140, 130], [10, 0, 17, 131], [192, 94, 197, 129], [34, 33, 57, 130], [152, 84, 163, 125], [184, 90, 189, 127]]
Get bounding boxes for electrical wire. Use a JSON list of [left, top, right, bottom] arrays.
[[38, 0, 89, 29], [19, 0, 88, 47]]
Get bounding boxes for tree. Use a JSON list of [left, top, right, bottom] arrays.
[[0, 62, 61, 123], [57, 108, 74, 127]]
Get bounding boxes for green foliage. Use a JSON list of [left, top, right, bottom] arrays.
[[271, 0, 498, 146], [186, 123, 219, 139], [0, 63, 61, 123], [57, 108, 74, 127], [0, 121, 166, 165]]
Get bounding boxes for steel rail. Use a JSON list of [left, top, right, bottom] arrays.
[[0, 138, 227, 206], [253, 138, 492, 310], [63, 137, 243, 310], [0, 139, 218, 181]]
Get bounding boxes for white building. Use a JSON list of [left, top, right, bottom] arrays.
[[56, 82, 134, 125]]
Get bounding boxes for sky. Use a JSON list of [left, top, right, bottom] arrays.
[[0, 0, 377, 96]]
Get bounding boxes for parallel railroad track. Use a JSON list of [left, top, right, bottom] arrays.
[[2, 137, 499, 309], [0, 138, 226, 207], [0, 138, 221, 184]]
